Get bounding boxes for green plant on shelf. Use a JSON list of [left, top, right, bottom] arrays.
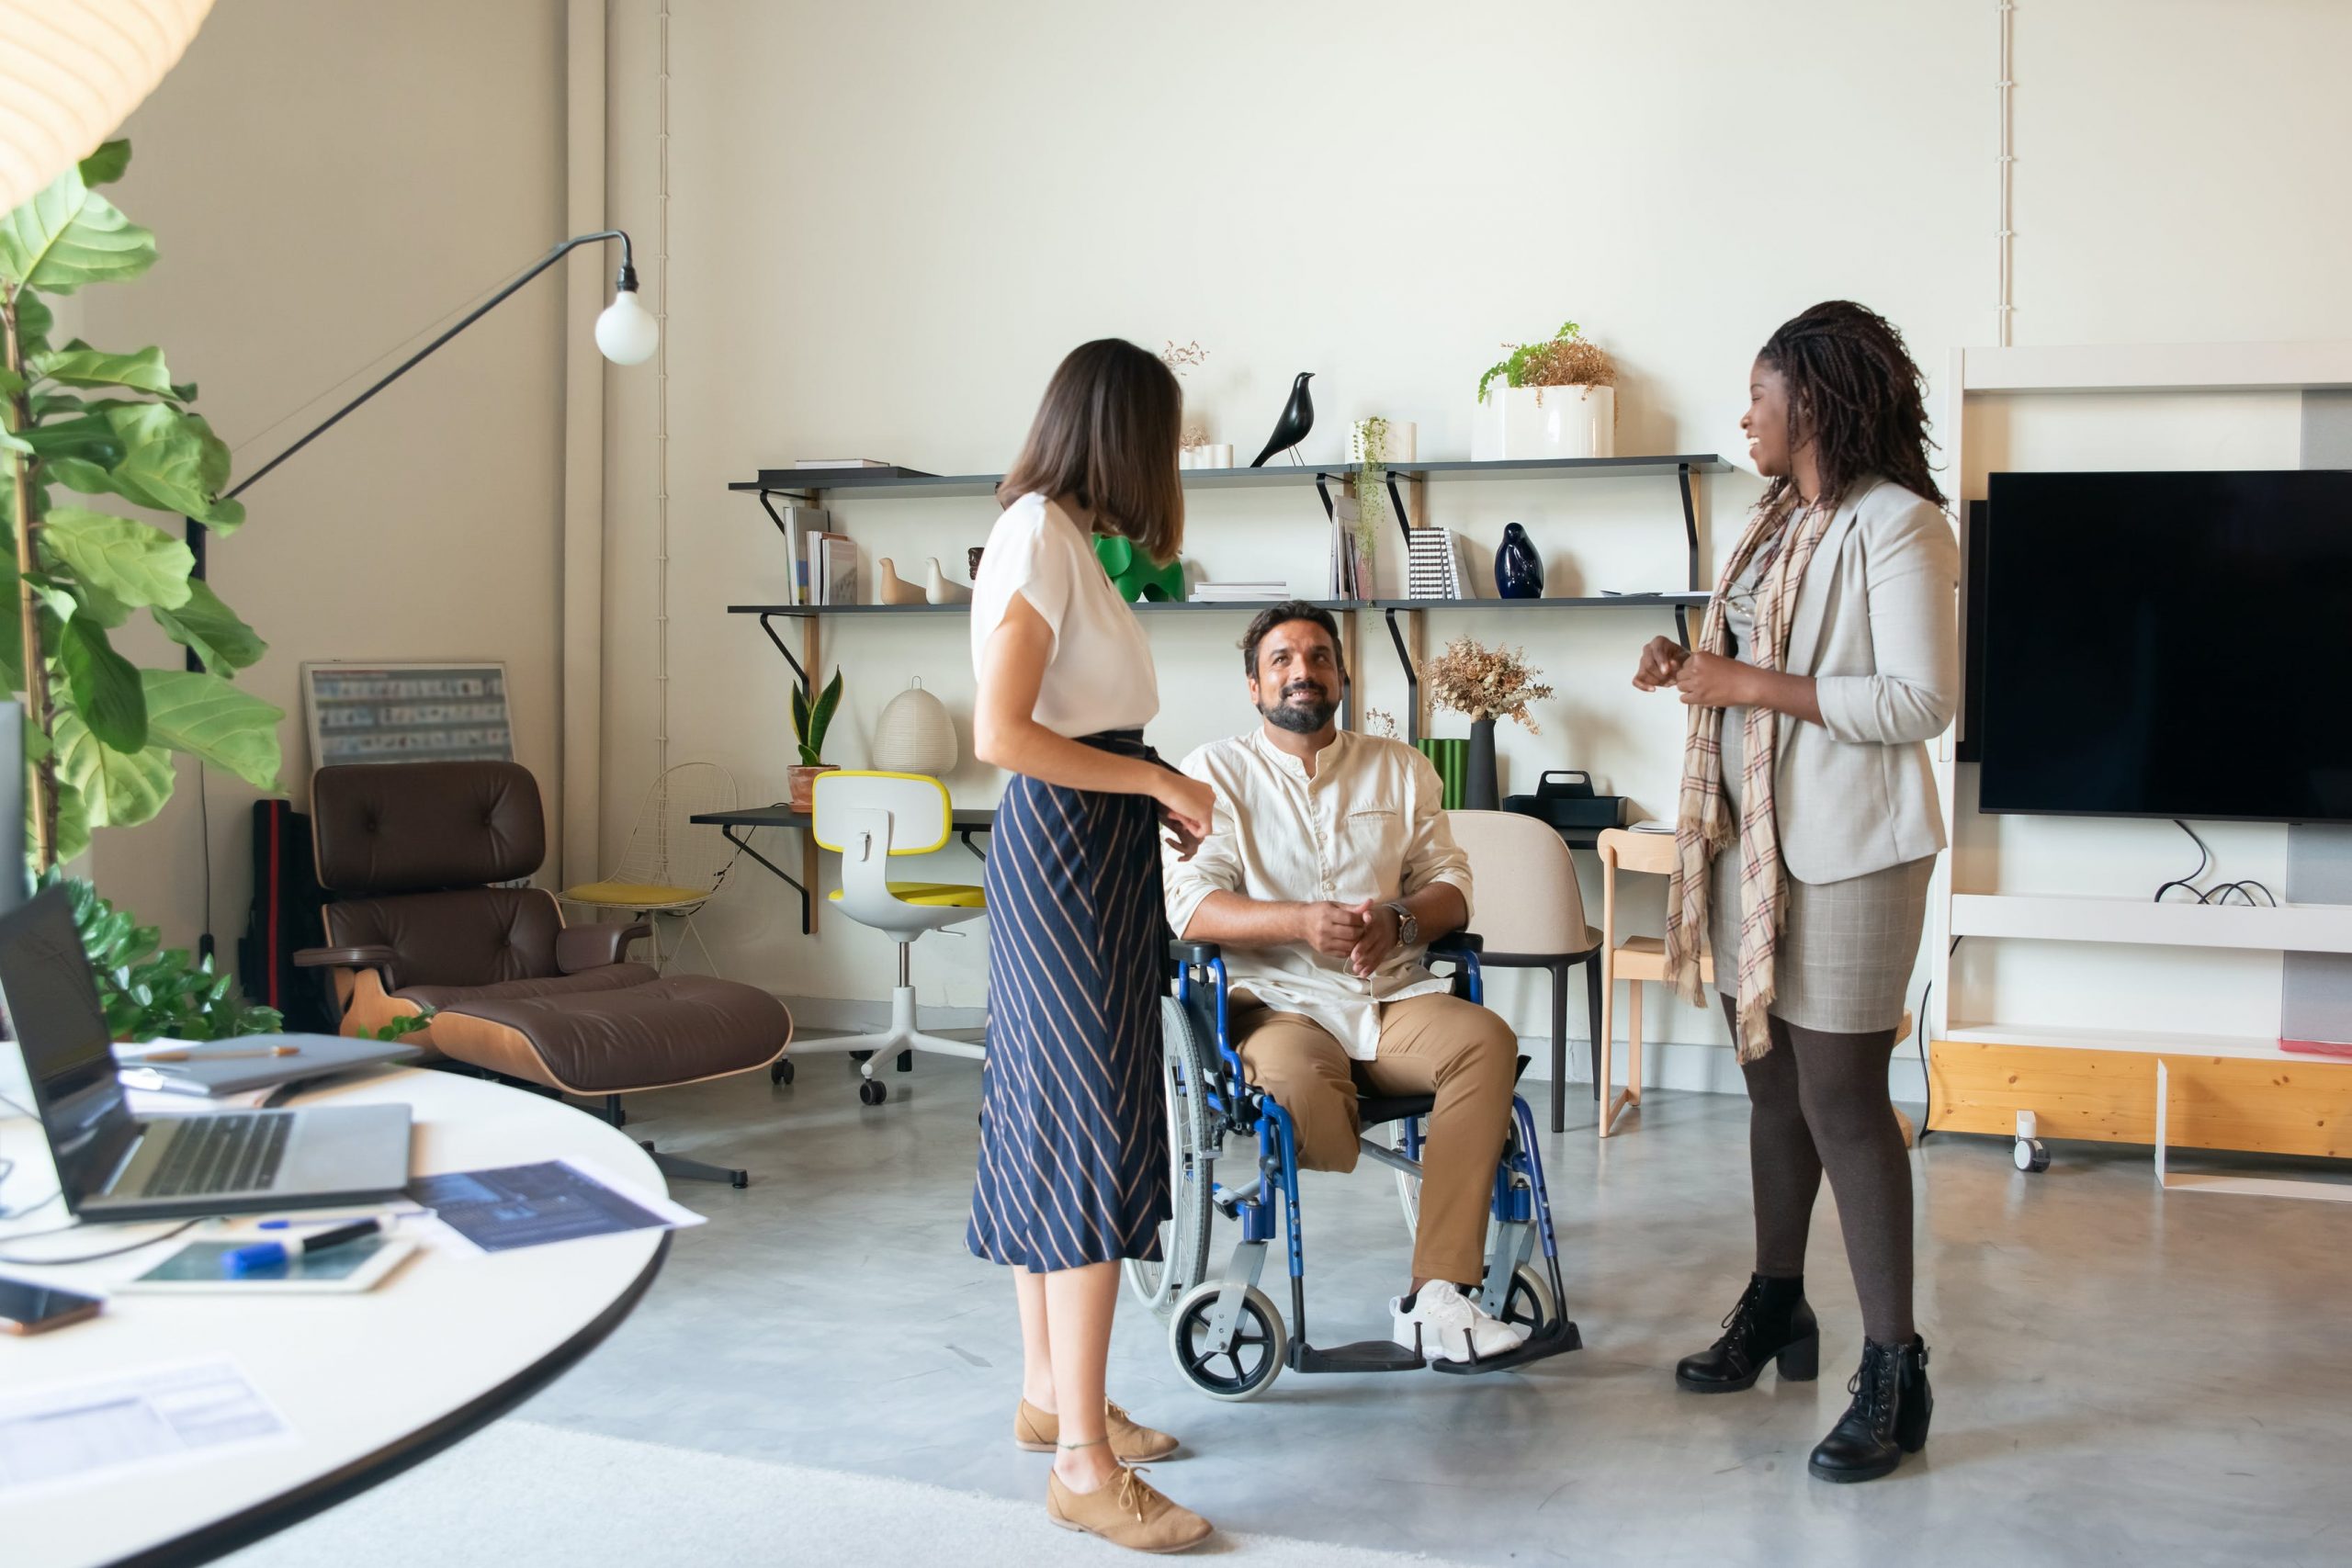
[[1351, 416, 1389, 562], [793, 668, 842, 766], [1476, 320, 1618, 404], [1, 139, 285, 872], [55, 873, 283, 1043]]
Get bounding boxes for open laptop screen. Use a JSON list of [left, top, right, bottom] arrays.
[[0, 885, 137, 1213]]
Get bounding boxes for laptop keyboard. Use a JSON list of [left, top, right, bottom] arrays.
[[144, 1114, 293, 1198]]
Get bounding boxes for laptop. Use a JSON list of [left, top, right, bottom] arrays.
[[0, 885, 413, 1223]]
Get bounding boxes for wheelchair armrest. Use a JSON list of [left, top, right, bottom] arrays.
[[1169, 939, 1224, 965], [1430, 931, 1485, 956]]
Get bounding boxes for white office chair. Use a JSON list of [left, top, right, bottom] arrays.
[[796, 771, 987, 1105]]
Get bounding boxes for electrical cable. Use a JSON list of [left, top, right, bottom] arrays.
[[2153, 818, 2211, 902], [0, 1219, 198, 1268], [0, 1089, 61, 1221], [2152, 819, 2278, 907]]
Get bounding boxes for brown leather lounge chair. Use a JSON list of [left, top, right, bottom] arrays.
[[295, 761, 792, 1187]]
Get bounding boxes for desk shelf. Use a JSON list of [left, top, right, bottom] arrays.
[[733, 454, 1731, 500]]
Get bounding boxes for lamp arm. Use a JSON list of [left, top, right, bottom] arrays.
[[220, 229, 635, 504]]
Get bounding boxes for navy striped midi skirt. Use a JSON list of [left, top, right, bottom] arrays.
[[967, 731, 1170, 1271]]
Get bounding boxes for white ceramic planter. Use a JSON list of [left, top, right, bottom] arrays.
[[1470, 384, 1614, 461]]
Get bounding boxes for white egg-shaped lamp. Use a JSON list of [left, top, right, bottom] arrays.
[[871, 678, 958, 777]]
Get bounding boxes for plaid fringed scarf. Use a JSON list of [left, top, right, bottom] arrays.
[[1663, 496, 1837, 1063]]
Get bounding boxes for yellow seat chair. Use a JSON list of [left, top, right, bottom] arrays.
[[563, 761, 743, 973], [800, 771, 988, 1105]]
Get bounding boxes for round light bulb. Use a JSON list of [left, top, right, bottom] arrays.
[[594, 288, 659, 365]]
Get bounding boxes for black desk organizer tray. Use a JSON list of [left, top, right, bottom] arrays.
[[1503, 770, 1627, 830]]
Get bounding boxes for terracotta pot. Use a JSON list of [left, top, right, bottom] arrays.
[[787, 764, 837, 815]]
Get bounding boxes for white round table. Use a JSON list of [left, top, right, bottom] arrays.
[[0, 1067, 670, 1568]]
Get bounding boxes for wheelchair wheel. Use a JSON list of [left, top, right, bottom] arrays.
[[1168, 1280, 1284, 1402], [1125, 998, 1217, 1317], [1498, 1263, 1558, 1337]]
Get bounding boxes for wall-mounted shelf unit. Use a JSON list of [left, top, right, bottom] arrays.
[[731, 454, 1729, 502], [1948, 894, 2352, 955]]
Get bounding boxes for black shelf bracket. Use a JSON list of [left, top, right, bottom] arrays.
[[756, 613, 808, 688], [1677, 462, 1699, 648], [722, 825, 813, 935], [1385, 608, 1422, 744]]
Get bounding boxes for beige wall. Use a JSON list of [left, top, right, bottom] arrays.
[[593, 0, 2352, 1074], [74, 1, 573, 958]]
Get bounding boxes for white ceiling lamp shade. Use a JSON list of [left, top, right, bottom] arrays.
[[0, 0, 215, 213]]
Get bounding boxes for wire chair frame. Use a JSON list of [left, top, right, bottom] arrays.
[[571, 761, 745, 974]]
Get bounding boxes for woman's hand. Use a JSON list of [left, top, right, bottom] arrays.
[[1672, 650, 1759, 709], [1155, 772, 1216, 848], [1632, 636, 1690, 692]]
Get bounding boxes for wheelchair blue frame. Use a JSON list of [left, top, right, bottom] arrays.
[[1162, 936, 1579, 1393]]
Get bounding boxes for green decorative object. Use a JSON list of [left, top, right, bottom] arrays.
[[1094, 533, 1184, 603], [1417, 738, 1468, 811], [54, 872, 282, 1042], [2, 140, 282, 870]]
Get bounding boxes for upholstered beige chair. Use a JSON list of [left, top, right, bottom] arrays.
[[1444, 810, 1602, 1134]]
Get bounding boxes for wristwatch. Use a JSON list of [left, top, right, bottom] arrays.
[[1384, 901, 1419, 947]]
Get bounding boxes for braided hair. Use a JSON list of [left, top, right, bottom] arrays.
[[1757, 300, 1945, 519]]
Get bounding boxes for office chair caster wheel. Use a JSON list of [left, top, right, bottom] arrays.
[[1498, 1264, 1558, 1337], [770, 1058, 795, 1086], [2014, 1137, 2050, 1173], [1169, 1280, 1283, 1402], [859, 1079, 888, 1106], [730, 1170, 749, 1189]]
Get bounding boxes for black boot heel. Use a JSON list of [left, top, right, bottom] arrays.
[[1810, 1337, 1928, 1483], [1675, 1276, 1816, 1393]]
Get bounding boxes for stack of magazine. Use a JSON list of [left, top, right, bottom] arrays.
[[774, 505, 859, 606], [1406, 526, 1477, 600], [1191, 581, 1288, 604]]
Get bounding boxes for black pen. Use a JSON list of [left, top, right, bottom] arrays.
[[224, 1218, 383, 1275]]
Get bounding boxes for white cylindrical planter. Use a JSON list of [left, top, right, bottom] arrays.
[[1470, 385, 1614, 460]]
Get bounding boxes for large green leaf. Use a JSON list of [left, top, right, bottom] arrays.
[[0, 366, 23, 398], [18, 413, 125, 468], [32, 343, 178, 398], [39, 505, 194, 609], [0, 580, 20, 691], [141, 669, 283, 792], [153, 578, 266, 672], [51, 775, 92, 863], [58, 616, 150, 750], [12, 289, 55, 350], [51, 694, 174, 829], [78, 141, 131, 187], [93, 403, 243, 528], [0, 169, 156, 294]]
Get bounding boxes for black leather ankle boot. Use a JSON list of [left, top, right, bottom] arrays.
[[1809, 1337, 1931, 1483], [1674, 1274, 1820, 1393]]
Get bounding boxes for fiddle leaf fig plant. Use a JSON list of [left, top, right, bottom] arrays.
[[1, 140, 281, 869]]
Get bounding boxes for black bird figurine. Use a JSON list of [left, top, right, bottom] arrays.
[[1249, 372, 1316, 468]]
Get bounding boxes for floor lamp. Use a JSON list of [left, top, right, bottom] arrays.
[[185, 231, 658, 956]]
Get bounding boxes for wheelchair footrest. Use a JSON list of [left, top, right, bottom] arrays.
[[1427, 1317, 1582, 1377], [1291, 1338, 1427, 1374]]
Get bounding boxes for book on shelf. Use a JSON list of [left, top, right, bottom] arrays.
[[795, 457, 891, 469], [1406, 526, 1468, 600], [1328, 498, 1371, 601], [1190, 581, 1289, 603], [776, 505, 829, 606], [815, 534, 858, 606]]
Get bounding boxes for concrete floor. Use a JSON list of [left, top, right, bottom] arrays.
[[517, 1052, 2352, 1568]]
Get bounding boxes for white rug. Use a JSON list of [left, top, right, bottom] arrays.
[[225, 1419, 1476, 1567]]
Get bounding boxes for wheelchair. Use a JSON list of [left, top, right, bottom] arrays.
[[1125, 935, 1580, 1401]]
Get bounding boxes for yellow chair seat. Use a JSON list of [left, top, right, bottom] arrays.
[[830, 882, 986, 909], [564, 880, 711, 908]]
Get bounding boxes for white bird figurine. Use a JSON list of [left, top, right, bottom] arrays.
[[925, 558, 974, 604]]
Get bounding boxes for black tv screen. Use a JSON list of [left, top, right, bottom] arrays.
[[1975, 470, 2352, 824]]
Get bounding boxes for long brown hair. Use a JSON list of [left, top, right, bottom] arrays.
[[998, 339, 1185, 565], [1757, 300, 1946, 517]]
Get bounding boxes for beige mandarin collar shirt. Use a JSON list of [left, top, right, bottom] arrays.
[[1163, 728, 1475, 1062]]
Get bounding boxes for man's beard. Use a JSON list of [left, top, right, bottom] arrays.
[[1261, 682, 1337, 734]]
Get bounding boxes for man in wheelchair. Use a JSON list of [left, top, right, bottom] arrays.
[[1161, 601, 1529, 1365]]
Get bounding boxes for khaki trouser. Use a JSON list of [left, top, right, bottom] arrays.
[[1231, 992, 1519, 1286]]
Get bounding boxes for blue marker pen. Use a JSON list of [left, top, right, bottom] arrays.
[[225, 1218, 382, 1276]]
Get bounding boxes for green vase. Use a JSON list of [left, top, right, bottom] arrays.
[[1416, 739, 1468, 810]]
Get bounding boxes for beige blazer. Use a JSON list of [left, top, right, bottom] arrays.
[[1761, 477, 1961, 884]]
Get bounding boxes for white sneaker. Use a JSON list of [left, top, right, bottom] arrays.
[[1391, 1280, 1532, 1365]]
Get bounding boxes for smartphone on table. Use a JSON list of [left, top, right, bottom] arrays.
[[0, 1274, 104, 1335]]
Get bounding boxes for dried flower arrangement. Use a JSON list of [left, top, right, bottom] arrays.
[[1476, 321, 1618, 404], [1421, 636, 1555, 730], [1161, 340, 1211, 451], [1362, 706, 1400, 740]]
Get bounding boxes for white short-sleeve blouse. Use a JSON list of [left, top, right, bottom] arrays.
[[968, 492, 1160, 739]]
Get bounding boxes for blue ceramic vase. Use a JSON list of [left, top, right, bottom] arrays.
[[1495, 523, 1544, 599]]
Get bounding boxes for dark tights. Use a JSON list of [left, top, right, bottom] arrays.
[[1722, 997, 1913, 1344]]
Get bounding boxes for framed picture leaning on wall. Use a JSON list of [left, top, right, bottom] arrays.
[[301, 661, 515, 770]]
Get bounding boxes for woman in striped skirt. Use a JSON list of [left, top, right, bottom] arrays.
[[968, 339, 1217, 1553]]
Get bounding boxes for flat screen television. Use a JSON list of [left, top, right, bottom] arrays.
[[1973, 469, 2352, 824]]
